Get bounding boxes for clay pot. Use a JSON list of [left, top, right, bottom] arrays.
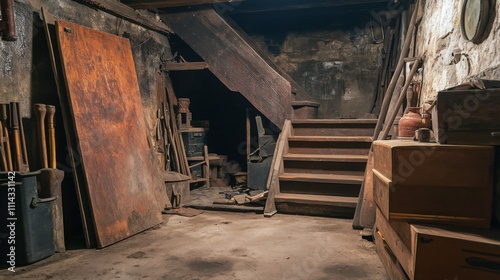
[[398, 107, 426, 137]]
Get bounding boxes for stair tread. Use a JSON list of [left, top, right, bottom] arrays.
[[274, 193, 358, 207], [292, 119, 377, 124], [279, 173, 363, 184], [288, 136, 373, 142], [284, 154, 369, 162]]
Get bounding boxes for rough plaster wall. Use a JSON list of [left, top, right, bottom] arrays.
[[250, 26, 382, 119], [416, 0, 500, 102], [0, 0, 171, 133]]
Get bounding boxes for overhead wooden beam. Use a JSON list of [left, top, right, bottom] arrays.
[[161, 8, 291, 128], [122, 0, 244, 9], [123, 0, 387, 10], [79, 0, 172, 33]]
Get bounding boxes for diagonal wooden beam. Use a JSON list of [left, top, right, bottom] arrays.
[[161, 8, 291, 128]]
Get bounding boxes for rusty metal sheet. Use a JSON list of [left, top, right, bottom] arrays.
[[56, 20, 163, 248]]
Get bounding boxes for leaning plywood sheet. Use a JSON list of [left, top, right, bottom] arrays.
[[56, 20, 163, 248], [161, 8, 291, 128]]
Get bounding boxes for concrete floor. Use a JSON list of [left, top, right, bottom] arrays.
[[2, 211, 386, 280]]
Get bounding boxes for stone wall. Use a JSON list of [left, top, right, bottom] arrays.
[[0, 0, 171, 131], [247, 24, 383, 119], [416, 0, 500, 102]]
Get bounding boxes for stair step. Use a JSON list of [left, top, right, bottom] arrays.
[[288, 136, 373, 142], [284, 154, 369, 163], [292, 119, 376, 137], [279, 173, 363, 184], [275, 193, 358, 217], [283, 154, 367, 175], [292, 119, 377, 125], [279, 173, 362, 196]]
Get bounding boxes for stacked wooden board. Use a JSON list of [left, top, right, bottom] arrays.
[[373, 140, 500, 279]]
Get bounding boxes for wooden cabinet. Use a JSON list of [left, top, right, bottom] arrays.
[[373, 140, 494, 228]]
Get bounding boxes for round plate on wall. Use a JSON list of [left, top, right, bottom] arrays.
[[461, 0, 491, 43]]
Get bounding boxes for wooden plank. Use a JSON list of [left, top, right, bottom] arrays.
[[161, 8, 291, 128], [264, 120, 291, 217], [374, 230, 410, 280], [292, 119, 378, 125], [162, 62, 209, 71], [284, 154, 369, 162], [279, 173, 363, 184], [411, 224, 500, 280], [288, 136, 373, 142], [41, 8, 96, 248], [375, 207, 413, 277], [122, 0, 387, 10], [56, 20, 164, 248], [274, 193, 358, 206], [358, 153, 375, 228], [220, 14, 316, 101], [80, 0, 172, 33]]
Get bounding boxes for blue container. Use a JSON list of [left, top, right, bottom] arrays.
[[0, 171, 55, 265]]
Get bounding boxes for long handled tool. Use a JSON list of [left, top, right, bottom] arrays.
[[0, 122, 7, 171], [16, 102, 29, 171], [0, 104, 12, 170], [46, 105, 57, 169], [10, 102, 22, 171], [34, 104, 48, 169], [353, 1, 421, 230]]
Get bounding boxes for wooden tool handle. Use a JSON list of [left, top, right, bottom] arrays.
[[10, 102, 21, 171], [34, 104, 48, 168], [46, 105, 57, 169], [0, 104, 12, 170], [0, 122, 7, 171]]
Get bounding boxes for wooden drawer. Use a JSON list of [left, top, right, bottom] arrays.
[[433, 88, 500, 145], [373, 140, 494, 228]]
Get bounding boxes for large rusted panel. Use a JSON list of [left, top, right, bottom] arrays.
[[56, 20, 163, 248], [161, 8, 291, 128]]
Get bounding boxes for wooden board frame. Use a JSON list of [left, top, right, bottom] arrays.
[[55, 20, 164, 248]]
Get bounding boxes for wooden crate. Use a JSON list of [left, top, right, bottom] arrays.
[[433, 88, 500, 145], [375, 207, 413, 278], [373, 140, 494, 228], [375, 207, 500, 279], [410, 224, 500, 280]]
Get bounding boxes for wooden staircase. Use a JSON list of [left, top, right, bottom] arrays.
[[265, 119, 377, 217]]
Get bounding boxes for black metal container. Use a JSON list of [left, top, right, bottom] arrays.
[[180, 127, 208, 157], [0, 171, 55, 265]]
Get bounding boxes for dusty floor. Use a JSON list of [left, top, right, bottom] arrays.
[[2, 211, 386, 280]]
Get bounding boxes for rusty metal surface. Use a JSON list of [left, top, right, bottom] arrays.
[[56, 20, 163, 248]]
